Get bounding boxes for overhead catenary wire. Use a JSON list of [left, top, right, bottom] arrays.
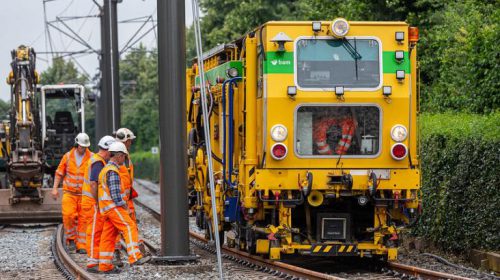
[[191, 0, 224, 279]]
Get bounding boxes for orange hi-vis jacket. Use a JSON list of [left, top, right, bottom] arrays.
[[118, 158, 136, 203], [56, 148, 92, 193], [82, 153, 107, 204], [98, 164, 129, 214], [313, 117, 357, 155]]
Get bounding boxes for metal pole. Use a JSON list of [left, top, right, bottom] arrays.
[[154, 0, 197, 263], [96, 5, 108, 141], [191, 0, 224, 278], [110, 0, 121, 131]]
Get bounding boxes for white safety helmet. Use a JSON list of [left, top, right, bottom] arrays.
[[75, 132, 90, 147], [108, 141, 128, 155], [98, 135, 115, 150], [115, 128, 136, 142]]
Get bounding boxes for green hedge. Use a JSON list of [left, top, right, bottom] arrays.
[[130, 151, 160, 182], [417, 113, 500, 252], [130, 113, 500, 252]]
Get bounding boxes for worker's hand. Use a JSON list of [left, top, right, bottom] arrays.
[[51, 188, 59, 200]]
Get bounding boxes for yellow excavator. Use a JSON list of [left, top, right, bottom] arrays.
[[0, 45, 62, 223]]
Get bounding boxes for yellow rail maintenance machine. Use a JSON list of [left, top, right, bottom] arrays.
[[187, 19, 421, 261]]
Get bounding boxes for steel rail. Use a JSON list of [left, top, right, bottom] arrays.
[[54, 224, 101, 280], [134, 180, 479, 280], [387, 261, 475, 280], [134, 194, 343, 280]]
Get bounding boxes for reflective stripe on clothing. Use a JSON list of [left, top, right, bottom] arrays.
[[86, 204, 105, 267], [313, 116, 356, 155], [82, 154, 106, 201], [107, 170, 125, 207], [62, 192, 85, 250], [56, 148, 92, 193], [98, 206, 142, 272], [98, 162, 124, 214]]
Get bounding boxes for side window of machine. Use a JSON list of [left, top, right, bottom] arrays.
[[295, 105, 380, 157]]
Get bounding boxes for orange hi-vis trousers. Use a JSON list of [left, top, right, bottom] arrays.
[[82, 199, 103, 268], [115, 200, 137, 250], [99, 207, 143, 272], [62, 192, 86, 250]]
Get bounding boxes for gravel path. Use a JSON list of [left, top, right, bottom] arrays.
[[0, 224, 65, 280], [120, 179, 280, 280]]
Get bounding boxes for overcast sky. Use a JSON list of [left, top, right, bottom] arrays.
[[0, 0, 194, 101]]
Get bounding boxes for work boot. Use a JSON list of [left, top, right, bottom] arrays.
[[86, 266, 99, 273], [67, 240, 76, 252], [101, 267, 121, 274], [112, 249, 124, 267], [131, 255, 151, 266], [76, 249, 87, 254]]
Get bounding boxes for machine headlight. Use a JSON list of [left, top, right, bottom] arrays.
[[226, 67, 239, 78], [270, 124, 288, 142], [391, 125, 408, 142], [331, 18, 349, 38]]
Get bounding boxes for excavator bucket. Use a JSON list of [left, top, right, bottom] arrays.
[[0, 188, 62, 224]]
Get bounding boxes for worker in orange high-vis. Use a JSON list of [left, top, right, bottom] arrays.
[[51, 132, 92, 253], [98, 142, 150, 274], [313, 108, 357, 155], [112, 127, 138, 266], [81, 135, 115, 273]]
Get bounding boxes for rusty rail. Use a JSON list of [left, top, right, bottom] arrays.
[[54, 224, 101, 280], [135, 179, 477, 280], [388, 261, 475, 280]]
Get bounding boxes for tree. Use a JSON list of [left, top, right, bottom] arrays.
[[40, 57, 88, 85], [419, 0, 500, 113], [120, 45, 159, 152], [0, 99, 9, 121]]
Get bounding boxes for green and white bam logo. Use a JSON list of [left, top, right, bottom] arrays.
[[270, 59, 291, 66], [265, 52, 294, 74]]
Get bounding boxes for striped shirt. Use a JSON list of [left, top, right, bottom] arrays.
[[107, 161, 125, 207]]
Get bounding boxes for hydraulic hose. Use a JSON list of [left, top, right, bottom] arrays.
[[221, 77, 241, 188]]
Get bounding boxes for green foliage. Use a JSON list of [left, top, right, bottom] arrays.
[[0, 99, 10, 120], [419, 0, 500, 113], [420, 113, 500, 141], [130, 151, 159, 182], [40, 57, 88, 85], [192, 0, 499, 114], [120, 46, 159, 153], [417, 113, 500, 251]]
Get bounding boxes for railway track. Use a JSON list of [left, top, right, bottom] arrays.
[[52, 224, 101, 280], [133, 179, 476, 280]]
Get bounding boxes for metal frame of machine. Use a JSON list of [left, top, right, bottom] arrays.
[[0, 46, 87, 223], [187, 19, 421, 261]]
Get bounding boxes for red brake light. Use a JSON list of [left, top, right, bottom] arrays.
[[391, 143, 407, 160], [271, 143, 287, 160]]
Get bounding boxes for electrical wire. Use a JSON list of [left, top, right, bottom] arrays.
[[191, 0, 224, 278]]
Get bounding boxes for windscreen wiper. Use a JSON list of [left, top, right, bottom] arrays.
[[341, 38, 361, 80], [341, 38, 362, 60]]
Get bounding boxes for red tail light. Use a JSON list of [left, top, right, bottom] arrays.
[[391, 143, 408, 160], [271, 143, 287, 160]]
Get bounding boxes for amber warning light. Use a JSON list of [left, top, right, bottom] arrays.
[[409, 27, 419, 43]]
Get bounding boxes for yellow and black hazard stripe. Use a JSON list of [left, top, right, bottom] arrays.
[[310, 244, 358, 256]]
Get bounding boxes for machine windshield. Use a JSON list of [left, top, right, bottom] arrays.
[[296, 38, 380, 88], [295, 105, 380, 157]]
